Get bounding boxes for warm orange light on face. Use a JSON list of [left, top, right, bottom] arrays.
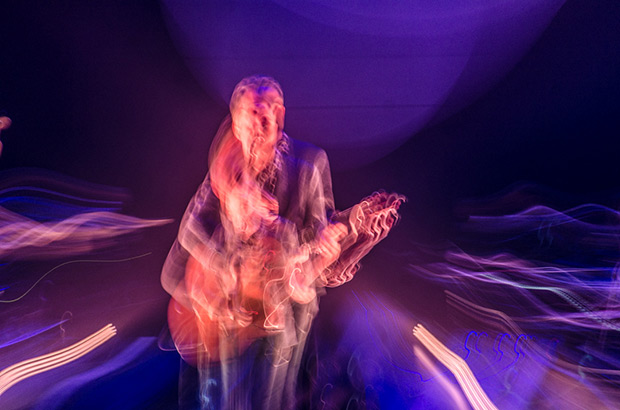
[[231, 89, 281, 174]]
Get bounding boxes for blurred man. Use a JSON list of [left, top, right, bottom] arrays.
[[162, 75, 403, 409], [0, 112, 12, 156]]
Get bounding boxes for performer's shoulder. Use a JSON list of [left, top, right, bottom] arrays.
[[287, 137, 328, 164]]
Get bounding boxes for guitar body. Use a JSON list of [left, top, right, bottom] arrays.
[[168, 245, 277, 367], [167, 287, 219, 366]]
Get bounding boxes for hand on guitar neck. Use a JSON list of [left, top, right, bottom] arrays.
[[310, 221, 348, 273]]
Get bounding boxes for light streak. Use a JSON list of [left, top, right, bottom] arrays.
[[0, 253, 153, 304], [0, 319, 70, 349], [0, 187, 121, 207], [0, 324, 117, 397], [413, 324, 498, 410], [414, 345, 469, 410], [463, 331, 477, 359], [494, 333, 510, 362], [447, 291, 620, 383], [0, 208, 170, 259]]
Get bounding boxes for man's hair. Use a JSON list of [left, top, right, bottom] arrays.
[[229, 75, 284, 114]]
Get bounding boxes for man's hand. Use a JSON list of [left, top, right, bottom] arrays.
[[315, 222, 348, 269]]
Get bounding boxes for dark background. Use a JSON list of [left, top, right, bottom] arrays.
[[2, 1, 618, 237]]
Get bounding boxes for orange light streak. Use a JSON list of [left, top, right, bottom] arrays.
[[413, 324, 498, 410], [0, 324, 117, 396]]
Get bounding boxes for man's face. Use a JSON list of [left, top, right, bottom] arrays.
[[231, 88, 282, 173]]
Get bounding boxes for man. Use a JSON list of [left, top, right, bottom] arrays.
[[0, 111, 11, 156], [162, 75, 403, 409]]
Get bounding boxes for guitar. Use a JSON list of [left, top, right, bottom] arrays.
[[167, 191, 405, 366], [168, 235, 283, 366]]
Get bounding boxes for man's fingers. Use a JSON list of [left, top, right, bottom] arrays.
[[318, 233, 341, 259], [325, 222, 347, 241]]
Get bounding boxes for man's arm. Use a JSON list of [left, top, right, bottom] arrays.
[[161, 174, 224, 303]]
